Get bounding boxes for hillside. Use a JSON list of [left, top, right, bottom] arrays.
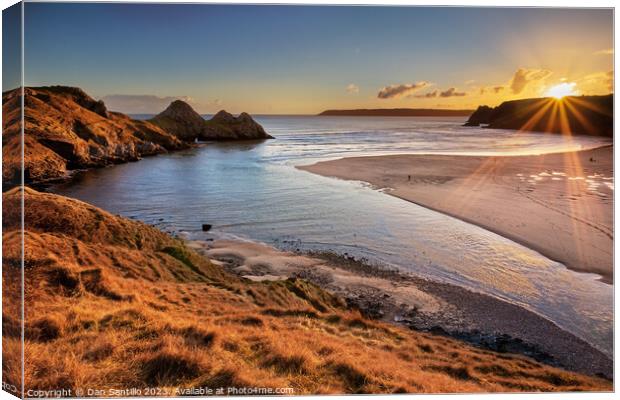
[[318, 108, 474, 117], [464, 95, 613, 137], [2, 86, 271, 188], [1, 188, 611, 394]]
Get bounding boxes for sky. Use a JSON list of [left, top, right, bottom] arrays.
[[2, 2, 21, 92], [17, 3, 615, 114]]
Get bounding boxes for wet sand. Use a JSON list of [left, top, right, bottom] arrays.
[[187, 239, 612, 378], [299, 146, 613, 283]]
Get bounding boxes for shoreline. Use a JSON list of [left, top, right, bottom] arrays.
[[298, 145, 613, 283], [187, 238, 612, 378]]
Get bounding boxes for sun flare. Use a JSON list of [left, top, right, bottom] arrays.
[[545, 83, 577, 99]]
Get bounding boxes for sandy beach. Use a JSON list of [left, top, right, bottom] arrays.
[[299, 146, 613, 283]]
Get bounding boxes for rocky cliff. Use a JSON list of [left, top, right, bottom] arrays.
[[150, 101, 273, 141], [2, 87, 186, 187], [2, 86, 272, 188], [464, 95, 613, 137]]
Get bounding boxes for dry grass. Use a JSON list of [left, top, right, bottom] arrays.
[[2, 188, 611, 394]]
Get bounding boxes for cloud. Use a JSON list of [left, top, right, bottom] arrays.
[[377, 81, 430, 99], [509, 68, 552, 94], [439, 87, 466, 97], [594, 48, 613, 56], [413, 90, 438, 98], [464, 79, 475, 85], [414, 87, 467, 98], [100, 94, 198, 113], [346, 83, 359, 94], [479, 85, 504, 95], [576, 70, 614, 94]]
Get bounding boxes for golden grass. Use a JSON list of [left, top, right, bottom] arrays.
[[2, 187, 612, 394]]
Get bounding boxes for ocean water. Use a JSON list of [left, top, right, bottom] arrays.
[[50, 116, 613, 356]]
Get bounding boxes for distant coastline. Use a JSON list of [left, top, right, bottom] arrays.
[[318, 108, 474, 117]]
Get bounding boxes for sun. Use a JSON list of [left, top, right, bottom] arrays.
[[545, 82, 577, 99]]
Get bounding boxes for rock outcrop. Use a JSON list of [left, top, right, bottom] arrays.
[[148, 100, 208, 141], [2, 86, 187, 187], [462, 105, 494, 126], [464, 94, 613, 137], [150, 102, 273, 141], [2, 86, 273, 188], [203, 110, 273, 140]]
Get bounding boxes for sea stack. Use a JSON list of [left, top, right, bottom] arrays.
[[203, 110, 274, 140], [150, 101, 273, 141], [149, 100, 208, 141]]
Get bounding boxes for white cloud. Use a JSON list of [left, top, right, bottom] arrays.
[[576, 70, 614, 94], [377, 81, 431, 99], [346, 83, 359, 94], [510, 68, 552, 94]]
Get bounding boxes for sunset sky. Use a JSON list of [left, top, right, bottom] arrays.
[[18, 4, 614, 114]]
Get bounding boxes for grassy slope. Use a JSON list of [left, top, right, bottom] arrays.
[[1, 188, 611, 394]]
